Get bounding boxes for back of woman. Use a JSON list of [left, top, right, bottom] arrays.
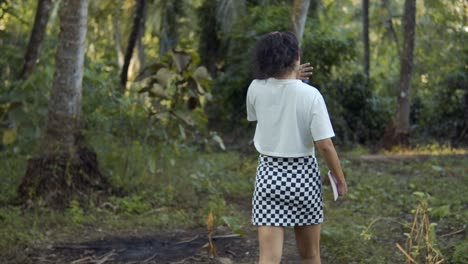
[[246, 31, 348, 264]]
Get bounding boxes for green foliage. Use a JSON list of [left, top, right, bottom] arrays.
[[415, 68, 467, 144], [318, 153, 468, 263], [67, 200, 85, 224], [452, 241, 468, 264], [110, 195, 152, 215], [320, 73, 393, 144]]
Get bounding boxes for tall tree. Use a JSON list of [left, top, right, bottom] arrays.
[[198, 0, 246, 77], [113, 0, 124, 69], [381, 0, 416, 148], [120, 0, 146, 89], [198, 0, 221, 77], [18, 0, 53, 80], [291, 0, 311, 46], [362, 0, 370, 78], [382, 0, 401, 59], [18, 0, 109, 209]]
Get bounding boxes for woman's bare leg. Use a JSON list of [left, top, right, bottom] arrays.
[[294, 224, 321, 264], [258, 226, 284, 264]]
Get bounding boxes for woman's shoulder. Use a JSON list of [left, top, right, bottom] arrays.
[[291, 82, 321, 98]]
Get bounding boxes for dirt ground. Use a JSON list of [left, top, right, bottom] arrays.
[[26, 195, 309, 264], [27, 225, 309, 264]]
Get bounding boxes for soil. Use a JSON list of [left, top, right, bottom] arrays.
[[27, 225, 307, 264], [25, 197, 307, 264]]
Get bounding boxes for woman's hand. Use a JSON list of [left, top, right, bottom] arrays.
[[296, 62, 314, 80], [337, 179, 348, 196]]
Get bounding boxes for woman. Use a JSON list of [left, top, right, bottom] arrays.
[[246, 31, 348, 264]]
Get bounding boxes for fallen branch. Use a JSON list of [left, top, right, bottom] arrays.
[[212, 234, 241, 239], [95, 250, 116, 264], [174, 234, 199, 245], [71, 256, 93, 264], [440, 227, 465, 238], [396, 243, 417, 264], [142, 253, 158, 263]]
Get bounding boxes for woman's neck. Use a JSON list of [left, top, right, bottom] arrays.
[[275, 71, 297, 80]]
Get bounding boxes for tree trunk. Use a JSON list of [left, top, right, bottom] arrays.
[[18, 0, 53, 80], [120, 0, 146, 89], [291, 0, 311, 46], [112, 1, 124, 69], [159, 1, 181, 56], [128, 18, 145, 81], [381, 0, 416, 148], [18, 0, 109, 209], [198, 0, 222, 77], [362, 0, 370, 78], [382, 0, 401, 59]]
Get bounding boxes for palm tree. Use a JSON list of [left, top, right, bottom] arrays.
[[292, 0, 311, 46], [19, 0, 109, 209]]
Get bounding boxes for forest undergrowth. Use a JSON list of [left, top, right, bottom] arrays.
[[0, 143, 467, 263]]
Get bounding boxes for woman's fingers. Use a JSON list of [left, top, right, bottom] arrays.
[[298, 63, 314, 80]]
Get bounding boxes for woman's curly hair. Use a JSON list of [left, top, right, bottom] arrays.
[[253, 31, 300, 79]]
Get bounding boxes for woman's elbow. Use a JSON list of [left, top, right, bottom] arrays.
[[315, 138, 334, 153]]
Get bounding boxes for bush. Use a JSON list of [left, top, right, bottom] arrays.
[[320, 73, 393, 145], [415, 69, 467, 145]]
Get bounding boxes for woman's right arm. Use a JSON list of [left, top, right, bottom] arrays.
[[315, 138, 348, 196]]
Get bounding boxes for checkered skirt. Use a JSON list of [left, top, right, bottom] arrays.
[[252, 154, 323, 226]]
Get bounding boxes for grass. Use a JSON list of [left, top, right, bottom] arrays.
[[0, 144, 467, 263], [319, 152, 467, 263]]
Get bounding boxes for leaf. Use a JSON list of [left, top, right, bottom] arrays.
[[148, 158, 156, 174], [178, 124, 186, 140], [155, 68, 174, 88], [187, 76, 205, 94], [431, 165, 445, 172], [2, 128, 17, 145], [222, 216, 244, 236], [171, 50, 192, 73], [431, 205, 450, 219], [149, 83, 171, 99], [212, 134, 226, 151], [134, 63, 167, 82], [172, 111, 195, 126], [193, 66, 212, 82]]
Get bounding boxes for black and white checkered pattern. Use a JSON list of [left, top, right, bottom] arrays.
[[252, 154, 323, 226]]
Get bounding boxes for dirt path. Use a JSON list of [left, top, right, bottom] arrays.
[[29, 226, 307, 264]]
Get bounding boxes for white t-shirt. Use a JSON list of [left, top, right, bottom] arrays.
[[246, 78, 335, 157]]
